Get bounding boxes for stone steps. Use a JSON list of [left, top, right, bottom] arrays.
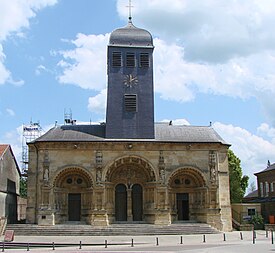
[[5, 223, 219, 236]]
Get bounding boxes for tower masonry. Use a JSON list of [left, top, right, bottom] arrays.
[[106, 18, 155, 139]]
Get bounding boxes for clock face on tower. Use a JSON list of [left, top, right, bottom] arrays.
[[124, 74, 138, 88]]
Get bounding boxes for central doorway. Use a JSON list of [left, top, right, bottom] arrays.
[[68, 193, 81, 221], [176, 193, 189, 220], [132, 184, 143, 221], [115, 184, 127, 221]]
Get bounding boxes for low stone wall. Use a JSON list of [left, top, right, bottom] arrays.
[[265, 224, 275, 231], [18, 197, 27, 222]]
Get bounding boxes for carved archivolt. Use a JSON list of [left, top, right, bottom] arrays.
[[168, 167, 206, 188], [53, 167, 93, 188], [105, 156, 156, 182]]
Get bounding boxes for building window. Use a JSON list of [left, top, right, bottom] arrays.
[[126, 52, 135, 67], [248, 208, 256, 216], [260, 182, 264, 197], [266, 181, 269, 196], [124, 94, 137, 112], [271, 182, 274, 192], [112, 52, 122, 67], [139, 53, 149, 68]]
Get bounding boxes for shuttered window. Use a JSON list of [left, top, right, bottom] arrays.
[[126, 52, 135, 67], [124, 94, 137, 112], [112, 52, 122, 67], [140, 53, 149, 68]]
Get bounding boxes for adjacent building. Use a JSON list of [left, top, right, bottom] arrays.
[[26, 17, 232, 231], [243, 162, 275, 223], [0, 144, 21, 224]]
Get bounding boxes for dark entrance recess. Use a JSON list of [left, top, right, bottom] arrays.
[[115, 184, 127, 221], [68, 193, 81, 221], [132, 184, 143, 221], [176, 193, 189, 220]]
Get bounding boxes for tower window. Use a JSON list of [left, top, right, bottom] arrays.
[[124, 94, 137, 112], [140, 53, 149, 68], [126, 52, 135, 67], [112, 52, 122, 67]]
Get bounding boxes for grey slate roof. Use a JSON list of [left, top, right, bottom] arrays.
[[109, 21, 153, 48], [32, 123, 228, 145], [255, 163, 275, 175]]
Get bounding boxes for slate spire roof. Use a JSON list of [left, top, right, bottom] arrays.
[[109, 19, 153, 48]]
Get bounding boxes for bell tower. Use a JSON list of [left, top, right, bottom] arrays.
[[105, 17, 155, 139]]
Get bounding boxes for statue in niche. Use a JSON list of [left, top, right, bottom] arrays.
[[209, 151, 217, 184], [96, 168, 102, 182], [159, 166, 165, 183], [159, 151, 165, 183], [43, 167, 49, 182]]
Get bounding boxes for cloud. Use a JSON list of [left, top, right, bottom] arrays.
[[6, 108, 15, 117], [117, 0, 275, 63], [0, 0, 58, 41], [0, 44, 11, 85], [0, 0, 58, 85], [88, 89, 107, 115], [115, 0, 275, 125], [57, 33, 109, 90], [213, 122, 275, 182]]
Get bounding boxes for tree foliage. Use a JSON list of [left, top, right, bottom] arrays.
[[20, 176, 27, 198], [228, 149, 249, 203]]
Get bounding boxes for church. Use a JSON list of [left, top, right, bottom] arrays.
[[26, 16, 232, 231]]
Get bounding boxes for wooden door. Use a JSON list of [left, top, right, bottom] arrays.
[[115, 184, 127, 221], [132, 184, 143, 221], [176, 193, 189, 220], [68, 193, 81, 221]]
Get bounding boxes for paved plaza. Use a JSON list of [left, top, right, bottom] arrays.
[[1, 230, 274, 252]]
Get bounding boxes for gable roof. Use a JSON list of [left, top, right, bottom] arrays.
[[255, 163, 275, 176], [32, 123, 229, 145], [0, 144, 21, 176]]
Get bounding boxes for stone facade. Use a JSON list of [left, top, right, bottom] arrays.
[[26, 18, 232, 232], [26, 140, 232, 231]]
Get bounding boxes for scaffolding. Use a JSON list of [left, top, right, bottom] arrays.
[[21, 121, 42, 174]]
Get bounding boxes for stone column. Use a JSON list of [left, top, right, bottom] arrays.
[[127, 188, 133, 221]]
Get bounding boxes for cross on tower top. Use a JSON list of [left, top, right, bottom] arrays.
[[126, 0, 134, 22]]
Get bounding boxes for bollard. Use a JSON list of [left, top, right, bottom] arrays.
[[223, 233, 226, 241], [131, 238, 134, 247], [2, 242, 4, 252], [240, 232, 243, 240], [52, 242, 55, 250], [252, 230, 255, 244], [272, 230, 274, 245], [79, 241, 82, 249], [203, 234, 206, 243], [266, 230, 268, 238], [156, 237, 159, 246], [180, 236, 183, 244], [27, 242, 30, 251], [105, 240, 107, 248]]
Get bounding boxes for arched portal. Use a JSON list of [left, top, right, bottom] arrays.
[[168, 167, 207, 222], [53, 167, 93, 224], [105, 156, 156, 223]]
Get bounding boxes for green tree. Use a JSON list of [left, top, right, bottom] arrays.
[[228, 149, 249, 203], [20, 176, 27, 198]]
